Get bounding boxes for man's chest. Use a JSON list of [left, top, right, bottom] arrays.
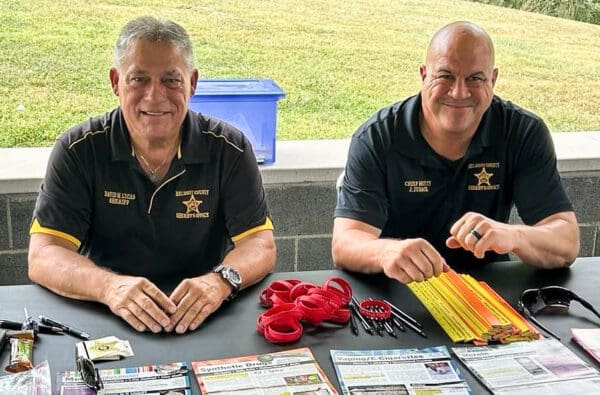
[[387, 152, 509, 202], [92, 164, 220, 232], [383, 148, 516, 236]]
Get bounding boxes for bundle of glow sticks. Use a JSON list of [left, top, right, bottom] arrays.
[[407, 269, 540, 345]]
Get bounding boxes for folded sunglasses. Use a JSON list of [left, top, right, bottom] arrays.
[[517, 285, 600, 341]]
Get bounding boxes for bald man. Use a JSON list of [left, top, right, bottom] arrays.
[[332, 21, 579, 284]]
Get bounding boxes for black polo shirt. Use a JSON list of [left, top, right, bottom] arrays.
[[31, 108, 273, 282], [335, 94, 573, 266]]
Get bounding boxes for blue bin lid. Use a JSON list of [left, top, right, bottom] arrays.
[[194, 79, 285, 98]]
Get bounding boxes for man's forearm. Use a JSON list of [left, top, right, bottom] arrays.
[[512, 214, 580, 268], [28, 240, 115, 303], [332, 232, 390, 273], [332, 218, 447, 282], [221, 230, 276, 290]]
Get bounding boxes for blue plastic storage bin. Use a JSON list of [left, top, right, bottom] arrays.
[[189, 79, 286, 164]]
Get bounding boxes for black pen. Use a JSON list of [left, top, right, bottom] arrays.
[[0, 319, 24, 330], [384, 299, 423, 329], [382, 320, 397, 337], [350, 301, 373, 335], [349, 308, 359, 336], [37, 324, 65, 335], [39, 315, 90, 339], [369, 317, 385, 337], [391, 316, 406, 332], [391, 310, 427, 338], [1, 319, 63, 335]]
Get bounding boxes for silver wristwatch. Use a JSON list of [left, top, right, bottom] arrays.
[[213, 265, 242, 301]]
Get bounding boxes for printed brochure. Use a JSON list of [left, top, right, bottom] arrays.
[[452, 338, 600, 394], [330, 346, 473, 395], [57, 361, 191, 394], [192, 347, 338, 394]]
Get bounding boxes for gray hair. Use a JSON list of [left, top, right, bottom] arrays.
[[113, 16, 195, 71]]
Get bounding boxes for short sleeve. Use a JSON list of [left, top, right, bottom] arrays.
[[512, 121, 573, 224], [334, 134, 389, 230], [220, 138, 272, 240], [31, 139, 93, 246]]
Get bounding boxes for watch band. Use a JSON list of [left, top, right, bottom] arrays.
[[213, 265, 242, 301]]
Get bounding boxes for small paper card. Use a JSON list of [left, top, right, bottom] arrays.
[[76, 336, 134, 361]]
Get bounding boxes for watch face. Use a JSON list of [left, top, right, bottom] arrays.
[[222, 267, 241, 288]]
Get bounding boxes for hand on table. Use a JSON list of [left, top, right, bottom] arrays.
[[104, 275, 177, 333], [167, 273, 230, 334], [379, 238, 448, 284], [447, 212, 517, 259]]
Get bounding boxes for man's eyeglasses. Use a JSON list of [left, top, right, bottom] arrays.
[[76, 355, 103, 391], [517, 286, 600, 341]]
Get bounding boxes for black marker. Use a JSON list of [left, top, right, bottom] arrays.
[[1, 319, 63, 335], [349, 307, 359, 336], [39, 315, 90, 339], [0, 320, 23, 330]]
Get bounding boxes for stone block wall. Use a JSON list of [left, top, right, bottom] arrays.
[[563, 174, 600, 257], [0, 193, 36, 285]]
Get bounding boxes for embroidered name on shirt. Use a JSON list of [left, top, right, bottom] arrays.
[[467, 162, 500, 191], [405, 180, 431, 193], [104, 190, 136, 206], [176, 191, 210, 219], [467, 162, 500, 169], [175, 189, 209, 197]]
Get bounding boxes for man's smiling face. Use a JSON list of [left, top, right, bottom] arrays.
[[419, 27, 497, 137], [110, 39, 198, 143]]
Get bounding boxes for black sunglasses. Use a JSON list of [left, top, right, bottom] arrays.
[[76, 354, 103, 391], [518, 286, 600, 341]]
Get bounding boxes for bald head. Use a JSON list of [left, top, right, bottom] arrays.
[[426, 21, 495, 66], [418, 21, 498, 144]]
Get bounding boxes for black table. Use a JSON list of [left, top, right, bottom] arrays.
[[1, 257, 600, 394]]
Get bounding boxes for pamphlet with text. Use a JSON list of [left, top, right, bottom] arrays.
[[330, 346, 473, 395], [58, 361, 191, 394], [452, 338, 600, 394], [192, 347, 338, 394]]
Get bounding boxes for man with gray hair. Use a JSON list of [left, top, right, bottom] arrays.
[[333, 21, 579, 284], [28, 16, 276, 334]]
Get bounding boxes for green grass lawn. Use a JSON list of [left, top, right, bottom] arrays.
[[1, 0, 599, 147]]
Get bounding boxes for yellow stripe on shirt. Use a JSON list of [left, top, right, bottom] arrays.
[[29, 218, 82, 248], [231, 217, 274, 243]]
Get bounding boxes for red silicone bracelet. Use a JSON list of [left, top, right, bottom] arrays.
[[359, 299, 391, 320], [257, 277, 354, 343]]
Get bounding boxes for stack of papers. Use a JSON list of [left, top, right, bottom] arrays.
[[76, 336, 134, 361], [572, 328, 600, 364], [408, 269, 540, 344], [453, 338, 600, 394]]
